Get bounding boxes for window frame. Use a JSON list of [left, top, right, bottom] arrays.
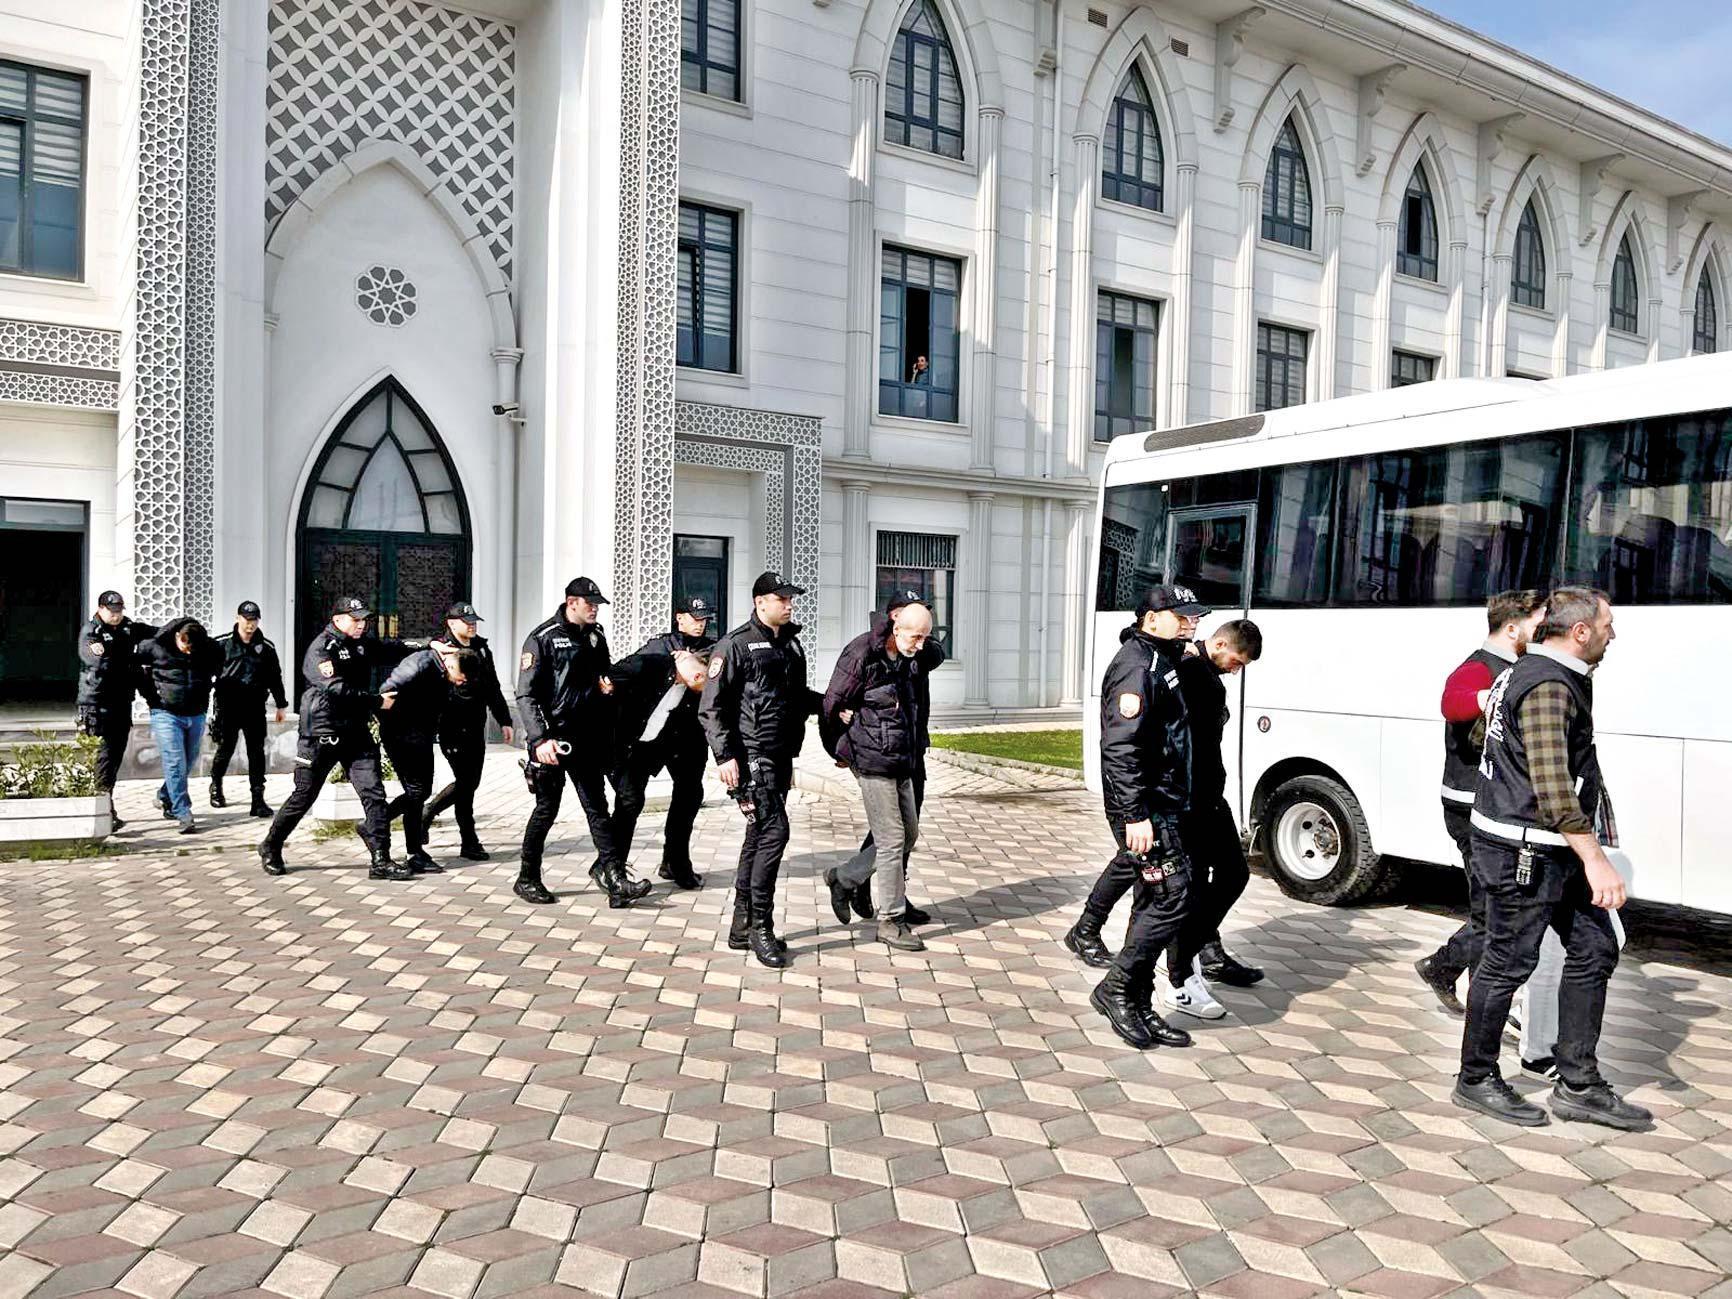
[[883, 0, 966, 162], [1395, 163, 1440, 282], [1610, 233, 1641, 336], [1261, 117, 1314, 251], [877, 242, 964, 425], [1094, 288, 1160, 443], [874, 526, 959, 652], [680, 0, 743, 102], [1390, 349, 1437, 388], [1693, 269, 1719, 355], [1100, 65, 1163, 214], [1511, 199, 1547, 311], [1255, 321, 1309, 413], [0, 57, 88, 282], [677, 200, 741, 375]]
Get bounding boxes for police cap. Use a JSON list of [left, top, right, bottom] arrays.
[[752, 571, 805, 598], [565, 576, 610, 604]]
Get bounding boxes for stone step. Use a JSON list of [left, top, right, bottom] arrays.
[[770, 1174, 894, 1237], [556, 1224, 701, 1298], [643, 1176, 771, 1239], [833, 1219, 975, 1295], [697, 1222, 837, 1297], [966, 1216, 1111, 1292], [892, 1173, 1020, 1235]]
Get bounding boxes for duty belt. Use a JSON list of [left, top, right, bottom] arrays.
[[1469, 809, 1567, 847]]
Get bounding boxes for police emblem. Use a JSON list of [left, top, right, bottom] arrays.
[[89, 641, 104, 656], [709, 655, 724, 675], [318, 660, 335, 678], [520, 651, 534, 671], [1118, 692, 1141, 718], [588, 631, 599, 648]]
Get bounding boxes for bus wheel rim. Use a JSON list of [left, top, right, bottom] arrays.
[[1276, 800, 1343, 882]]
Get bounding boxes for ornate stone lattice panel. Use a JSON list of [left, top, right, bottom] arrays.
[[354, 265, 418, 326], [673, 440, 787, 574], [0, 319, 123, 412], [183, 0, 218, 622], [0, 369, 121, 411], [266, 0, 516, 279]]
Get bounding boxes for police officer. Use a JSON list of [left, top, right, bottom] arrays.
[[698, 571, 824, 968], [256, 596, 416, 881], [1415, 589, 1546, 1014], [208, 600, 289, 817], [624, 595, 719, 888], [1077, 584, 1203, 1050], [1454, 586, 1647, 1129], [381, 641, 476, 874], [76, 590, 155, 827], [515, 577, 651, 908], [422, 602, 513, 861], [605, 645, 710, 883]]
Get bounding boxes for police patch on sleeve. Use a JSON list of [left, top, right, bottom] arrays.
[[88, 641, 104, 656], [520, 651, 534, 671], [318, 659, 335, 678], [1118, 692, 1141, 718]]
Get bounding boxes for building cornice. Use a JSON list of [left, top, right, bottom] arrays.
[[823, 457, 1097, 503]]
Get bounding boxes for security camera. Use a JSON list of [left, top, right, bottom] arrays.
[[492, 401, 520, 417]]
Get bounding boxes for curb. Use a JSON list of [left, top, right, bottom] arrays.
[[924, 746, 1085, 785]]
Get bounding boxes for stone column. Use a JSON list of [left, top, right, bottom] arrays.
[[1063, 135, 1100, 474], [1317, 205, 1344, 401], [1230, 182, 1259, 415], [1590, 281, 1610, 370], [1488, 253, 1512, 377], [840, 480, 871, 638], [493, 347, 524, 650], [1369, 220, 1396, 390], [1552, 272, 1573, 375], [1060, 502, 1089, 707], [970, 107, 1003, 469], [1444, 238, 1468, 377], [844, 71, 880, 461], [964, 491, 994, 706], [1646, 294, 1663, 363], [1168, 163, 1197, 427]]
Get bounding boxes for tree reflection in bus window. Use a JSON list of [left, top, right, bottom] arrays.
[[1566, 412, 1732, 602]]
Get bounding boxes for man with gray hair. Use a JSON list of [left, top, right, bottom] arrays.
[[821, 591, 946, 951]]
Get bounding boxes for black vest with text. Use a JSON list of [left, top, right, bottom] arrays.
[[1473, 650, 1601, 836], [1440, 647, 1512, 807]]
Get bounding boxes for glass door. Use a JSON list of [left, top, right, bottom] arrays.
[[673, 535, 730, 631]]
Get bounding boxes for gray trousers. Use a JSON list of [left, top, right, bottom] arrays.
[[837, 772, 919, 918]]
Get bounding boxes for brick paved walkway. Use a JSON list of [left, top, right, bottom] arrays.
[[2, 753, 1730, 1299]]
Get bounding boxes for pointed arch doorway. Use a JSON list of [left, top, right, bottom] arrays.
[[296, 378, 472, 658]]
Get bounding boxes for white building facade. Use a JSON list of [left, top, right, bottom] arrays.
[[1, 0, 1729, 716]]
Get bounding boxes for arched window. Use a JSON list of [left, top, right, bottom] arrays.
[[1610, 233, 1640, 334], [1511, 199, 1546, 310], [1693, 270, 1719, 353], [1262, 117, 1312, 250], [1396, 163, 1438, 281], [1102, 66, 1163, 212], [884, 0, 964, 160]]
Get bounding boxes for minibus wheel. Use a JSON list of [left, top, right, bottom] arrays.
[[1262, 773, 1386, 905]]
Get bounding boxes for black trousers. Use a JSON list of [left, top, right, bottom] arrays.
[[609, 740, 705, 868], [264, 732, 390, 855], [733, 756, 793, 916], [1081, 798, 1179, 926], [80, 706, 133, 792], [1166, 797, 1251, 978], [1459, 834, 1620, 1088], [519, 752, 619, 885], [1428, 804, 1486, 979], [1105, 818, 1193, 994], [209, 691, 268, 794], [382, 730, 436, 855], [426, 730, 487, 844]]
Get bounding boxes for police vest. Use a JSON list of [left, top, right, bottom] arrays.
[[1472, 651, 1601, 847], [1439, 647, 1513, 808]]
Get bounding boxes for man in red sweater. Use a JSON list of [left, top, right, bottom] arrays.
[[1415, 590, 1547, 1013]]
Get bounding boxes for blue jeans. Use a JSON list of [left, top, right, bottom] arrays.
[[150, 710, 207, 820]]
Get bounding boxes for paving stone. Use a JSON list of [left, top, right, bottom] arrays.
[[967, 1215, 1111, 1290], [698, 1222, 837, 1296]]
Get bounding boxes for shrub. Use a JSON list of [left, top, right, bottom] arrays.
[[0, 731, 101, 800]]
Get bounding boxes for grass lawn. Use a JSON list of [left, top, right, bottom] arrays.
[[930, 728, 1083, 770]]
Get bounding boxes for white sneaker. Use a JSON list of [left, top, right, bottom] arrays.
[[1157, 970, 1226, 1020]]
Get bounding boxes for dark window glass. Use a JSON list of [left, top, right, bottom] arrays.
[[1565, 411, 1732, 603], [1255, 460, 1335, 606], [1101, 67, 1163, 212], [1255, 323, 1308, 412], [1261, 117, 1312, 250], [885, 0, 964, 160], [1094, 290, 1158, 442], [677, 203, 738, 372], [1097, 483, 1166, 611], [876, 530, 956, 647], [1512, 199, 1546, 310], [879, 245, 961, 422], [1693, 272, 1718, 354], [681, 0, 740, 99], [1334, 434, 1566, 606], [1610, 234, 1640, 334], [1396, 164, 1439, 281], [0, 61, 85, 279], [1390, 350, 1436, 387]]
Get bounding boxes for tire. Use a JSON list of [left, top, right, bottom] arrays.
[[1261, 773, 1388, 906]]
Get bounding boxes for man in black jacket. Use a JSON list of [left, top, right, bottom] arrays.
[[605, 644, 710, 886], [1074, 584, 1207, 1050], [208, 601, 289, 817], [380, 642, 475, 875], [136, 617, 223, 834], [257, 596, 418, 880], [76, 590, 155, 825], [820, 596, 944, 952], [422, 602, 513, 861], [698, 570, 824, 967], [514, 576, 651, 908]]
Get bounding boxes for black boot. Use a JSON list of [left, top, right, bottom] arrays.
[[749, 915, 789, 968], [460, 839, 491, 862], [159, 791, 175, 820], [615, 865, 654, 902], [900, 900, 933, 926], [514, 873, 556, 905], [405, 849, 444, 875], [209, 780, 227, 808], [1088, 966, 1155, 1049], [728, 899, 752, 950], [1064, 915, 1113, 968], [368, 849, 414, 881], [258, 839, 286, 877], [823, 868, 855, 925], [590, 862, 637, 908], [1415, 955, 1465, 1015], [1198, 940, 1263, 987], [850, 881, 875, 920], [1130, 976, 1192, 1048], [658, 860, 702, 889], [249, 791, 272, 818]]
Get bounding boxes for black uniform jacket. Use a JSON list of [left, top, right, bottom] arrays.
[[430, 629, 512, 740], [515, 607, 612, 750], [213, 630, 288, 709], [298, 626, 418, 740], [633, 622, 717, 754], [379, 650, 466, 744], [698, 613, 822, 768], [822, 612, 946, 778], [1176, 640, 1230, 804], [1099, 626, 1192, 826], [608, 649, 697, 754], [135, 618, 224, 716], [77, 615, 157, 718]]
